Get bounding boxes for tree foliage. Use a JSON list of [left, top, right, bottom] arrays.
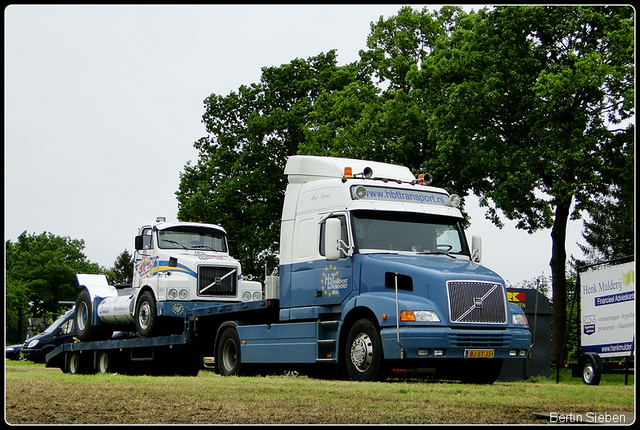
[[5, 231, 103, 342], [177, 6, 634, 364], [413, 5, 634, 362], [109, 249, 134, 285], [176, 51, 359, 277]]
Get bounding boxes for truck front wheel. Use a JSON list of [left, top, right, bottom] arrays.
[[135, 291, 157, 338], [216, 327, 241, 376], [345, 319, 388, 381]]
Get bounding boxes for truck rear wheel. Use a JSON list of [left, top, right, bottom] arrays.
[[216, 327, 242, 376], [345, 319, 388, 381], [75, 290, 112, 341]]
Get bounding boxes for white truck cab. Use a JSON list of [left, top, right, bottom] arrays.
[[74, 218, 262, 340]]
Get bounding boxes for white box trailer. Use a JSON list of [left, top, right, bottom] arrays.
[[566, 259, 635, 385]]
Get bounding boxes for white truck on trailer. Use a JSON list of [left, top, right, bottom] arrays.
[[74, 218, 262, 341]]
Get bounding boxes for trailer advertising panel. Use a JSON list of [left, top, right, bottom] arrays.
[[580, 261, 635, 358]]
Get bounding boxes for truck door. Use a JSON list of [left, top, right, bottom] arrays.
[[288, 214, 354, 308], [316, 214, 353, 305], [133, 227, 156, 287]]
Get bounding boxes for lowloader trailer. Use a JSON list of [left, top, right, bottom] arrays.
[[46, 156, 531, 382]]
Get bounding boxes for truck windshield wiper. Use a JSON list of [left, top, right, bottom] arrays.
[[416, 251, 456, 258], [162, 240, 188, 250], [191, 244, 217, 251]]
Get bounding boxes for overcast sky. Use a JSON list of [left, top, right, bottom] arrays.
[[5, 4, 586, 287]]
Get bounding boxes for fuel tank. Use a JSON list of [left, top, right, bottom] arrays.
[[96, 295, 135, 324]]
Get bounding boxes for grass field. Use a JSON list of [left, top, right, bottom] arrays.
[[5, 360, 635, 424]]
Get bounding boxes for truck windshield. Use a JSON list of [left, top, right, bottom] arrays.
[[351, 210, 469, 257], [158, 227, 227, 252]]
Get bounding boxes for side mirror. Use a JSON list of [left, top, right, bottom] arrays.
[[325, 218, 342, 261], [134, 235, 144, 251], [471, 235, 482, 263]]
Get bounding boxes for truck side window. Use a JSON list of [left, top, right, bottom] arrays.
[[142, 228, 153, 250], [319, 215, 349, 257]]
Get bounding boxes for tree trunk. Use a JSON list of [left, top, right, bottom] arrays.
[[550, 198, 572, 365]]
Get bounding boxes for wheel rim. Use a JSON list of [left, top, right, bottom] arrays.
[[584, 363, 595, 384], [77, 302, 89, 332], [138, 301, 151, 330], [350, 333, 373, 373], [222, 339, 237, 372]]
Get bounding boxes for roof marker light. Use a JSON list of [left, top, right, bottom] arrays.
[[344, 167, 353, 178], [449, 194, 461, 208]]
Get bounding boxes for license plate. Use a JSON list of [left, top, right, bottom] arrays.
[[464, 349, 494, 358]]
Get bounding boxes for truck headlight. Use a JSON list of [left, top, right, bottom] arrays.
[[400, 310, 440, 322], [178, 289, 189, 300], [242, 291, 252, 301], [28, 339, 39, 348], [168, 289, 178, 300], [252, 291, 262, 301], [512, 313, 528, 325]]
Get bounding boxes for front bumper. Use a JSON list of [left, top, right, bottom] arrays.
[[21, 347, 45, 363], [380, 326, 531, 360]]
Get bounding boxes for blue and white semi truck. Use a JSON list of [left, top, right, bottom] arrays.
[[46, 155, 531, 382]]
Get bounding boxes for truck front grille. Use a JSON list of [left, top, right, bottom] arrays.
[[449, 332, 511, 348], [447, 281, 507, 324], [198, 266, 237, 297]]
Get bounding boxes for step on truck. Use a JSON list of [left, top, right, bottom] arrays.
[[47, 156, 531, 382]]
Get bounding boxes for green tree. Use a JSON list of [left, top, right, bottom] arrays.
[[110, 249, 134, 285], [413, 5, 634, 363], [5, 231, 103, 342], [578, 138, 634, 261], [176, 51, 357, 278], [303, 5, 633, 363]]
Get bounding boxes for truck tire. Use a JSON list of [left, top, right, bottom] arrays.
[[345, 319, 388, 381], [135, 291, 157, 338], [582, 357, 601, 385], [216, 327, 242, 376], [75, 290, 113, 341]]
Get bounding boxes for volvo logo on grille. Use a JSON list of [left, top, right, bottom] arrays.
[[474, 297, 484, 308]]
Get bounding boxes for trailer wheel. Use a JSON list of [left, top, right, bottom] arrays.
[[135, 291, 157, 338], [582, 357, 601, 385], [68, 352, 88, 375], [217, 327, 242, 376], [97, 351, 115, 374], [345, 319, 388, 381]]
